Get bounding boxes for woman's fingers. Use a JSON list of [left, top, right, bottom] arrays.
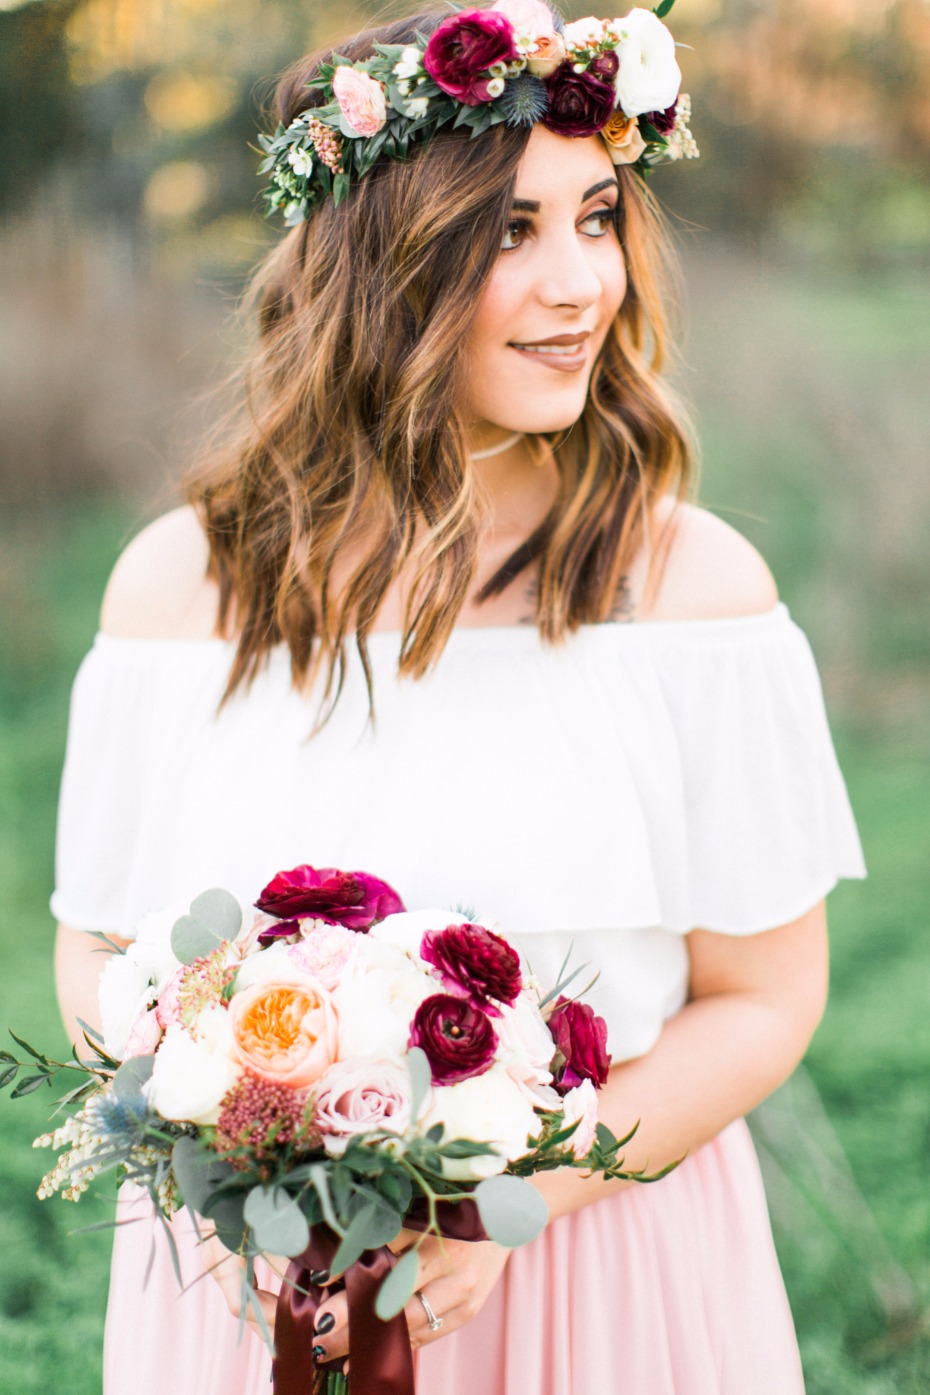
[[243, 1287, 278, 1343], [310, 1287, 350, 1362]]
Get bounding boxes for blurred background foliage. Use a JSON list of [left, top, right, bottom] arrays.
[[0, 0, 928, 1391]]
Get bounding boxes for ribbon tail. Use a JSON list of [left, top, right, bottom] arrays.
[[344, 1246, 415, 1395]]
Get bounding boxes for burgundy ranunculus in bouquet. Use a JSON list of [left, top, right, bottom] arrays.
[[10, 863, 673, 1395]]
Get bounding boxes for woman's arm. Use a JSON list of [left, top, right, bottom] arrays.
[[533, 899, 829, 1221], [54, 923, 132, 1055]]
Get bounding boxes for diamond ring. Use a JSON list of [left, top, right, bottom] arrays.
[[415, 1288, 443, 1332]]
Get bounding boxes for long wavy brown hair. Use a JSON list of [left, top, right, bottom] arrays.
[[183, 6, 697, 718]]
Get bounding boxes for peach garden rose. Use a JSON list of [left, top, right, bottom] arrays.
[[229, 978, 339, 1088]]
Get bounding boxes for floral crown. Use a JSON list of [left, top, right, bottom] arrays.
[[257, 1, 698, 227]]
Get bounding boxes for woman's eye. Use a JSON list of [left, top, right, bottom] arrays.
[[581, 208, 616, 238], [501, 219, 529, 251]]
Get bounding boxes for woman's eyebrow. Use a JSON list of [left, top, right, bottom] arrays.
[[510, 178, 620, 214]]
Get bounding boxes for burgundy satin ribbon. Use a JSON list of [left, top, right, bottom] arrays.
[[272, 1201, 488, 1395]]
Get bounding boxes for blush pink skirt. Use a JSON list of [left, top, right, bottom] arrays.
[[104, 1119, 804, 1395]]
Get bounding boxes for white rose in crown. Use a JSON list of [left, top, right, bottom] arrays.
[[614, 8, 682, 118], [144, 1006, 240, 1125], [419, 1064, 541, 1181]]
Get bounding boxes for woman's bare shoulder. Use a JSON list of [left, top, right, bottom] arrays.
[[637, 498, 779, 622], [99, 504, 225, 640]]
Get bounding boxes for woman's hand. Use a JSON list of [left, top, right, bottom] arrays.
[[199, 1228, 278, 1343], [311, 1229, 511, 1366]]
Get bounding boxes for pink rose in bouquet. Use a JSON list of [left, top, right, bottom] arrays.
[[313, 1058, 412, 1155]]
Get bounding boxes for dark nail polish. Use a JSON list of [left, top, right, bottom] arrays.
[[312, 1345, 326, 1362], [315, 1312, 335, 1335], [308, 1269, 330, 1286]]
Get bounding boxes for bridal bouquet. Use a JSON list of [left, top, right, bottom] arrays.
[[5, 863, 665, 1395]]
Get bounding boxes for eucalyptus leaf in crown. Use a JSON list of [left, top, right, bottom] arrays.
[[256, 0, 698, 227]]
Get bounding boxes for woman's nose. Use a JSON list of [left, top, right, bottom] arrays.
[[535, 229, 604, 311]]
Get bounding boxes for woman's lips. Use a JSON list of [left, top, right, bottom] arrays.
[[510, 340, 588, 373]]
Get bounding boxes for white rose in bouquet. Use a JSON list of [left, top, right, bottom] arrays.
[[98, 953, 157, 1059], [333, 958, 436, 1060], [131, 901, 189, 992], [232, 933, 359, 995], [560, 1078, 599, 1159], [495, 990, 561, 1109], [144, 1006, 240, 1125], [419, 1064, 541, 1181], [369, 909, 469, 963]]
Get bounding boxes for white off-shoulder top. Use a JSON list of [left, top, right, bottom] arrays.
[[51, 602, 866, 1062]]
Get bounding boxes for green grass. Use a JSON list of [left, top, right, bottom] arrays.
[[1, 256, 929, 1390]]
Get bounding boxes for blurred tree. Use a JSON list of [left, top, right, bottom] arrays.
[[0, 0, 83, 217]]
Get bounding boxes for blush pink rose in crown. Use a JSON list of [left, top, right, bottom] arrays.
[[332, 65, 388, 137]]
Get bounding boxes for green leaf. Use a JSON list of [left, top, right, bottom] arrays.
[[653, 0, 675, 16], [375, 1248, 420, 1321], [172, 1136, 236, 1217], [440, 1138, 497, 1159], [378, 1170, 412, 1212], [193, 887, 242, 934], [308, 1163, 346, 1237], [112, 1054, 155, 1101], [243, 1186, 310, 1257], [9, 1031, 50, 1065], [595, 1122, 615, 1151], [329, 1199, 402, 1277], [11, 1074, 50, 1098], [171, 914, 225, 965], [407, 1047, 431, 1121], [0, 1064, 19, 1089], [475, 1174, 549, 1248], [76, 1018, 104, 1044]]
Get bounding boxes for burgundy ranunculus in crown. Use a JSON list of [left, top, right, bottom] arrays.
[[424, 10, 519, 105], [420, 924, 523, 1017], [643, 98, 679, 134], [255, 864, 404, 930], [409, 994, 499, 1085], [542, 67, 616, 138], [549, 996, 611, 1090]]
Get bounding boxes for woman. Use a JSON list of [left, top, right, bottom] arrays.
[[52, 6, 866, 1393]]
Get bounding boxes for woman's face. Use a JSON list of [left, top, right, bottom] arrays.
[[462, 124, 627, 438]]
